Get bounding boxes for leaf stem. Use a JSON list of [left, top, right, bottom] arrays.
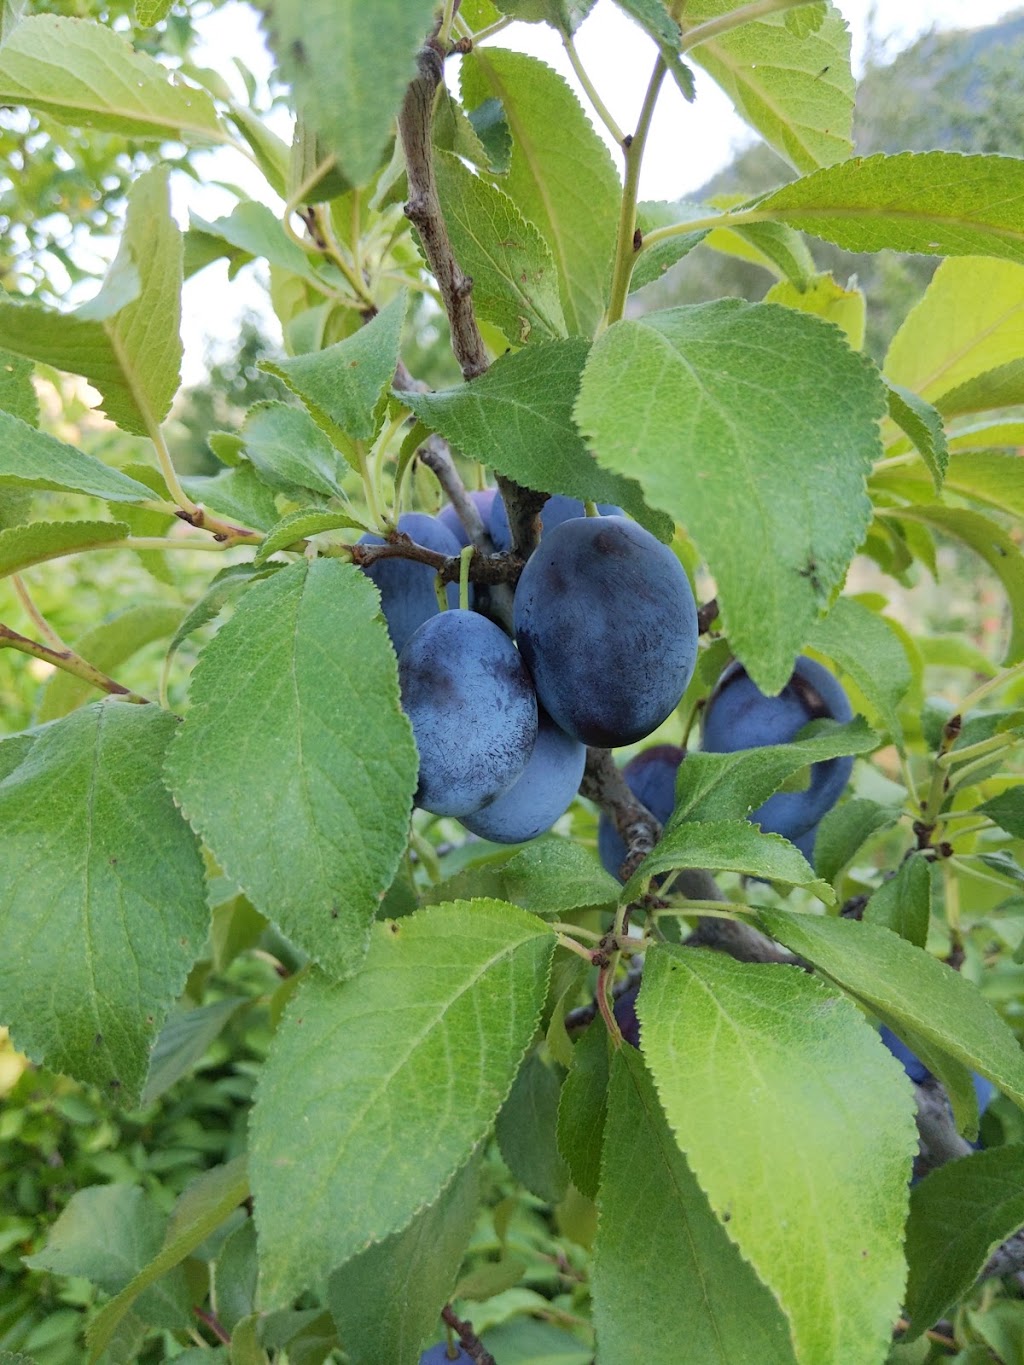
[[562, 34, 626, 144], [680, 0, 821, 53], [556, 932, 598, 965], [0, 623, 149, 704], [459, 544, 472, 611], [11, 575, 65, 649], [464, 15, 513, 44], [960, 659, 1024, 714], [437, 0, 459, 48], [149, 422, 197, 516]]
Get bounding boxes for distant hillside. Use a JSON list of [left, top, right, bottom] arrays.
[[640, 10, 1024, 357]]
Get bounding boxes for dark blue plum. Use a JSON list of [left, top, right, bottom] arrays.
[[513, 517, 698, 748], [598, 744, 685, 880], [460, 708, 585, 844], [436, 488, 499, 548], [398, 610, 538, 817], [489, 493, 624, 552], [359, 512, 460, 656], [701, 656, 853, 840], [613, 983, 641, 1048], [880, 1026, 994, 1150], [419, 1344, 472, 1364]]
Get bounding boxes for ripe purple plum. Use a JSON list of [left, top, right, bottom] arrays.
[[437, 488, 499, 547], [612, 983, 641, 1048], [419, 1344, 472, 1364], [460, 708, 585, 844], [598, 744, 685, 880], [398, 610, 538, 817], [490, 493, 623, 552], [514, 517, 697, 748], [701, 656, 853, 840], [359, 512, 460, 656]]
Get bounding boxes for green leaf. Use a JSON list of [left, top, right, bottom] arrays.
[[0, 412, 154, 502], [813, 797, 901, 885], [575, 300, 886, 693], [556, 1018, 609, 1200], [883, 381, 948, 490], [0, 703, 207, 1103], [0, 348, 37, 425], [621, 819, 832, 904], [758, 909, 1024, 1111], [903, 1146, 1024, 1339], [0, 519, 130, 581], [250, 900, 555, 1305], [165, 560, 417, 980], [326, 1157, 480, 1365], [593, 1046, 796, 1364], [461, 48, 620, 337], [403, 339, 671, 539], [432, 150, 566, 344], [0, 168, 183, 435], [633, 201, 709, 292], [213, 1220, 258, 1335], [24, 1184, 188, 1328], [863, 853, 931, 949], [163, 562, 279, 680], [978, 789, 1024, 839], [885, 258, 1024, 412], [180, 465, 279, 531], [190, 203, 318, 278], [0, 15, 223, 140], [639, 945, 917, 1365], [241, 401, 352, 496], [763, 272, 866, 349], [37, 603, 182, 722], [495, 0, 597, 30], [674, 717, 878, 825], [497, 839, 621, 916], [706, 212, 817, 289], [611, 0, 694, 100], [496, 1051, 569, 1203], [259, 0, 435, 187], [681, 0, 853, 173], [806, 597, 912, 741], [882, 505, 1024, 664], [87, 1157, 249, 1362], [877, 451, 1024, 524], [0, 731, 35, 781], [254, 508, 367, 565], [264, 292, 406, 442], [135, 0, 172, 25], [755, 152, 1024, 264], [140, 997, 246, 1106]]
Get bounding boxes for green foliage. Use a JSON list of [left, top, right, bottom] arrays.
[[1, 4, 1024, 1361]]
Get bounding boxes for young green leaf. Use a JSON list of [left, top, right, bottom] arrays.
[[639, 945, 917, 1365], [140, 997, 246, 1106], [575, 300, 886, 693], [863, 853, 932, 948], [254, 509, 367, 565], [633, 200, 709, 293], [241, 401, 353, 496], [806, 597, 912, 741], [259, 0, 436, 188], [877, 451, 1024, 523], [0, 412, 155, 502], [756, 152, 1024, 263], [402, 339, 671, 539], [0, 15, 224, 141], [0, 520, 129, 582], [883, 382, 948, 489], [593, 1047, 796, 1364], [165, 560, 417, 980], [813, 797, 901, 886], [0, 702, 208, 1103], [180, 465, 279, 530], [461, 47, 620, 337], [0, 168, 183, 435], [977, 789, 1024, 839], [431, 150, 567, 344], [326, 1157, 480, 1365], [497, 839, 621, 917], [496, 1051, 569, 1203], [556, 1017, 610, 1200], [903, 1146, 1024, 1339], [681, 0, 854, 173], [263, 292, 407, 442], [764, 272, 865, 349], [250, 900, 555, 1305], [758, 910, 1024, 1110], [190, 203, 320, 279]]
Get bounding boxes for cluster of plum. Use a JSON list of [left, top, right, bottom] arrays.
[[361, 494, 699, 843], [598, 654, 855, 880]]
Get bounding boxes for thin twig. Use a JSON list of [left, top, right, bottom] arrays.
[[441, 1305, 496, 1365], [0, 624, 149, 703]]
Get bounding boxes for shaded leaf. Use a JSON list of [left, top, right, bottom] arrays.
[[806, 597, 912, 741], [496, 1051, 569, 1203], [863, 854, 931, 949]]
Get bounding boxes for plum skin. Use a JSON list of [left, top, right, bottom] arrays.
[[437, 488, 499, 548], [419, 1343, 472, 1364], [489, 492, 623, 551], [513, 517, 698, 749], [359, 512, 461, 656], [701, 655, 853, 840], [398, 609, 538, 818], [612, 982, 642, 1048], [598, 744, 685, 880], [460, 708, 585, 844]]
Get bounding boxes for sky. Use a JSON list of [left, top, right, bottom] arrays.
[[176, 0, 1020, 384]]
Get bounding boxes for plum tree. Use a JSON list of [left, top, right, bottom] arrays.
[[418, 1343, 472, 1364], [436, 488, 499, 547], [359, 512, 461, 655], [398, 609, 538, 817], [460, 707, 586, 844], [489, 492, 623, 551], [513, 518, 698, 748], [701, 656, 854, 840], [598, 744, 686, 879]]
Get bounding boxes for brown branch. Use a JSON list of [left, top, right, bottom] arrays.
[[697, 596, 719, 634], [347, 536, 523, 588], [0, 623, 149, 704], [441, 1305, 496, 1365]]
